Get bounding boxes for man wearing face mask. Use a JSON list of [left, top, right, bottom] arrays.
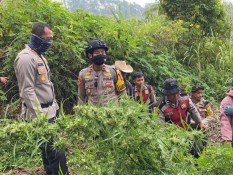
[[77, 39, 126, 106], [14, 22, 68, 175]]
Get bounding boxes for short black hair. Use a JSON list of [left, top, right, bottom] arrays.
[[132, 72, 144, 80], [31, 22, 52, 37], [191, 85, 204, 92]]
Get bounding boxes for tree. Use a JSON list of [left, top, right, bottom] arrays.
[[143, 1, 160, 19], [159, 0, 229, 36]]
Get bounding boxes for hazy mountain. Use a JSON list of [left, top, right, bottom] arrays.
[[59, 0, 145, 18]]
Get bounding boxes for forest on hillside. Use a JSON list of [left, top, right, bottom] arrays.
[[60, 0, 146, 18], [1, 0, 233, 174]]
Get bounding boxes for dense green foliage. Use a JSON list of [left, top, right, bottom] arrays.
[[1, 0, 233, 115], [1, 0, 233, 174], [0, 99, 231, 174], [159, 0, 229, 35]]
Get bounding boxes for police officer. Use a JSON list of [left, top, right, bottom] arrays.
[[158, 79, 206, 129], [158, 79, 207, 158], [114, 60, 134, 97], [78, 39, 126, 105], [14, 22, 68, 175], [190, 85, 214, 125], [132, 72, 156, 111]]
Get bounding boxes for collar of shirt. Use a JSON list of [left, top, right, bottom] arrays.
[[191, 97, 203, 105], [165, 96, 178, 108], [88, 64, 107, 72], [134, 85, 147, 92]]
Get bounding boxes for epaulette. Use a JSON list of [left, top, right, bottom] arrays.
[[79, 67, 89, 80], [18, 48, 30, 56]]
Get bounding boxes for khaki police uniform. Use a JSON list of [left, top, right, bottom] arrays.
[[78, 64, 126, 105], [14, 45, 59, 120]]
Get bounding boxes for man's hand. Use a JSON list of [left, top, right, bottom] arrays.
[[198, 122, 208, 129], [0, 77, 9, 85], [224, 106, 233, 116]]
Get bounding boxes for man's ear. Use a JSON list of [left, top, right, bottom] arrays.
[[88, 53, 92, 59]]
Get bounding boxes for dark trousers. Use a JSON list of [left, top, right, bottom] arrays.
[[40, 142, 68, 175], [189, 136, 207, 158], [189, 125, 207, 158], [40, 116, 69, 175]]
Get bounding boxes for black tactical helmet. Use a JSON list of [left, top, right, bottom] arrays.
[[162, 78, 180, 95], [85, 39, 108, 56]]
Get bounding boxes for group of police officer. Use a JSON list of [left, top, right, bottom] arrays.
[[77, 38, 213, 129], [13, 22, 232, 174]]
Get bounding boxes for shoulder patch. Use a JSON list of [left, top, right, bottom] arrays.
[[37, 57, 43, 62], [78, 68, 88, 87], [78, 75, 82, 87], [180, 102, 187, 109], [38, 67, 46, 74], [40, 74, 47, 81]]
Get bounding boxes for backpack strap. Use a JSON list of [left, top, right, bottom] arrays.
[[158, 97, 167, 111], [146, 85, 152, 94]]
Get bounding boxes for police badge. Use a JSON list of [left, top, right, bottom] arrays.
[[181, 102, 187, 109]]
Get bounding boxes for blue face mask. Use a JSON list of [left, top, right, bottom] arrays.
[[28, 34, 52, 55]]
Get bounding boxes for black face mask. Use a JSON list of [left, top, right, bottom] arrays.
[[28, 34, 52, 55], [91, 54, 106, 65]]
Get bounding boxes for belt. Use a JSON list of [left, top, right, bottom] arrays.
[[23, 102, 53, 108], [40, 102, 53, 108]]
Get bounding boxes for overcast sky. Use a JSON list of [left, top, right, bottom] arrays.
[[128, 0, 233, 7], [54, 0, 233, 8], [126, 0, 156, 7]]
